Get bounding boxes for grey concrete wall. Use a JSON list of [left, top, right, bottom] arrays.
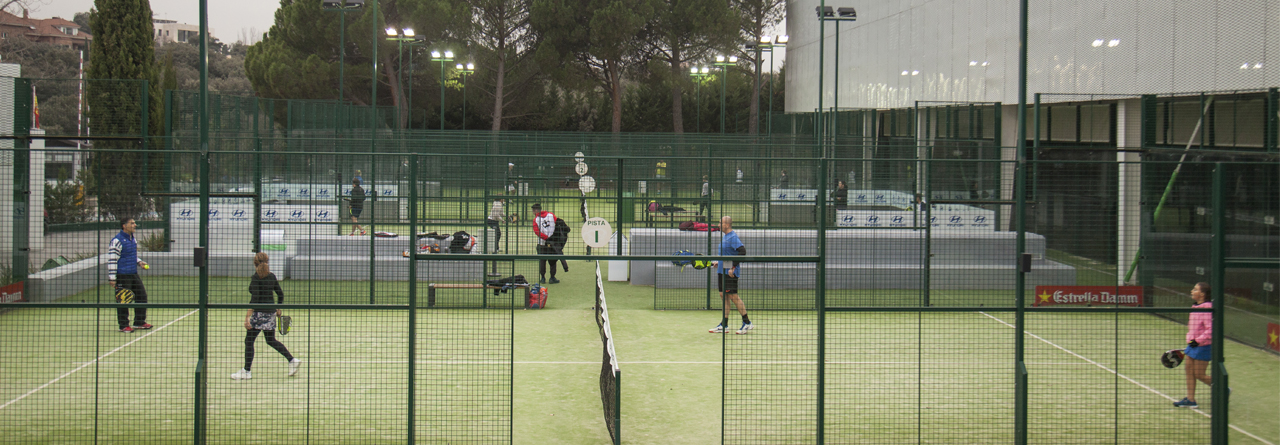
[[631, 228, 1075, 289]]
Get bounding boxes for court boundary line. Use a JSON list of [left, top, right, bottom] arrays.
[[979, 311, 1274, 445], [0, 309, 199, 412]]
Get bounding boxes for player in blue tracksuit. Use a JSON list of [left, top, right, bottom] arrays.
[[108, 218, 151, 333]]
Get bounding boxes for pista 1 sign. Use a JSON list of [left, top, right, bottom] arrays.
[[1033, 286, 1143, 307]]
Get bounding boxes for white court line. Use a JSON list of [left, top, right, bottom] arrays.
[[0, 310, 198, 412], [978, 311, 1274, 445]]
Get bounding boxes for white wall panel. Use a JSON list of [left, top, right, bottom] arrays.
[[1171, 0, 1216, 92], [1134, 0, 1176, 93], [787, 0, 1278, 112], [1107, 0, 1140, 94]]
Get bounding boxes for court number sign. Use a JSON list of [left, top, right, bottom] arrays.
[[582, 217, 611, 248]]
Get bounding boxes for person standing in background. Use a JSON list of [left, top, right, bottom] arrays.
[[531, 203, 561, 284], [347, 178, 366, 236], [487, 198, 505, 253], [834, 180, 848, 210], [699, 176, 711, 215], [778, 169, 789, 189]]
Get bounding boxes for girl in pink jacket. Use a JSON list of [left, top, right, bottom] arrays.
[[1173, 282, 1213, 409]]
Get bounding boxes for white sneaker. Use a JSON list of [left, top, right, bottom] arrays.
[[709, 324, 727, 334], [288, 358, 302, 376], [231, 369, 252, 380], [736, 323, 754, 335]]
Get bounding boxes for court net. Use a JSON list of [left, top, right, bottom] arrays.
[[594, 261, 621, 445]]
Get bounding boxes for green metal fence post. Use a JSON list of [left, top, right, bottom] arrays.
[[253, 100, 262, 252], [11, 78, 31, 285], [368, 0, 380, 304], [163, 90, 174, 251], [1266, 88, 1278, 152], [1014, 0, 1029, 442], [407, 153, 418, 443], [1209, 164, 1228, 445], [140, 80, 149, 192], [196, 2, 212, 441], [815, 157, 828, 442]]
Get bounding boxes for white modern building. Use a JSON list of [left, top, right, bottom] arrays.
[[786, 0, 1278, 111], [154, 19, 210, 44]]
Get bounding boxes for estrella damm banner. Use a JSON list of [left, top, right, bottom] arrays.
[[1033, 286, 1143, 307]]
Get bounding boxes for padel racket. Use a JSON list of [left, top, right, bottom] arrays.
[[278, 315, 293, 335], [115, 287, 135, 304], [1160, 349, 1185, 368]]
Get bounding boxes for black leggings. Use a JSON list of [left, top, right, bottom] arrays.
[[244, 329, 293, 371]]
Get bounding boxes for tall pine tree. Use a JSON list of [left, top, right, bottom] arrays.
[[87, 0, 160, 220]]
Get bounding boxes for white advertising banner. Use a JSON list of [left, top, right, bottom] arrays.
[[221, 183, 399, 203], [170, 201, 339, 254], [836, 208, 996, 230]]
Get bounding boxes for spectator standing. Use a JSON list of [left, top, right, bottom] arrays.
[[531, 203, 561, 284], [487, 198, 505, 253]]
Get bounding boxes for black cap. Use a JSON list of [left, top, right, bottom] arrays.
[[531, 203, 542, 210]]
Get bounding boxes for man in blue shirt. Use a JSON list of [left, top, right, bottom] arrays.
[[709, 216, 752, 334], [108, 218, 151, 333]]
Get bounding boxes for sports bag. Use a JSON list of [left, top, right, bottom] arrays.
[[526, 284, 549, 309], [449, 231, 476, 253]]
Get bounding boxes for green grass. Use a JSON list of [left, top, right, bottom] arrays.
[[1, 270, 1277, 444]]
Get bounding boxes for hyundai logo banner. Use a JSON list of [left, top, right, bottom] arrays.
[[171, 203, 340, 224], [835, 209, 995, 230], [228, 184, 400, 200]]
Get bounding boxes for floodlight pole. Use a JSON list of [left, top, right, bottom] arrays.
[[432, 51, 454, 130], [322, 0, 363, 133], [768, 47, 775, 135], [691, 67, 708, 133], [713, 56, 737, 134], [456, 63, 474, 129]]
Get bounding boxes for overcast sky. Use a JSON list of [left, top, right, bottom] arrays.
[[27, 0, 277, 44]]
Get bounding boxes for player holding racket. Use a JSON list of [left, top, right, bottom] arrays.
[[108, 218, 150, 333], [709, 215, 752, 334], [1173, 282, 1214, 408], [232, 252, 300, 380]]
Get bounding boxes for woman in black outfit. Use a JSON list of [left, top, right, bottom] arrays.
[[232, 252, 301, 380]]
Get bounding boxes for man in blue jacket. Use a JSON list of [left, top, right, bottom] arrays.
[[109, 218, 151, 333]]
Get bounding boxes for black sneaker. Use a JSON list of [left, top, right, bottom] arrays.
[[548, 278, 561, 284]]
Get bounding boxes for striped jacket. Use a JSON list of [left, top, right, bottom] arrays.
[[107, 231, 143, 281]]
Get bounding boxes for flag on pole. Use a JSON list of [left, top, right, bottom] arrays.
[[32, 89, 40, 129]]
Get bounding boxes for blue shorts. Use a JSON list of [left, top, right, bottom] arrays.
[[1184, 344, 1211, 361], [350, 207, 363, 218]]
